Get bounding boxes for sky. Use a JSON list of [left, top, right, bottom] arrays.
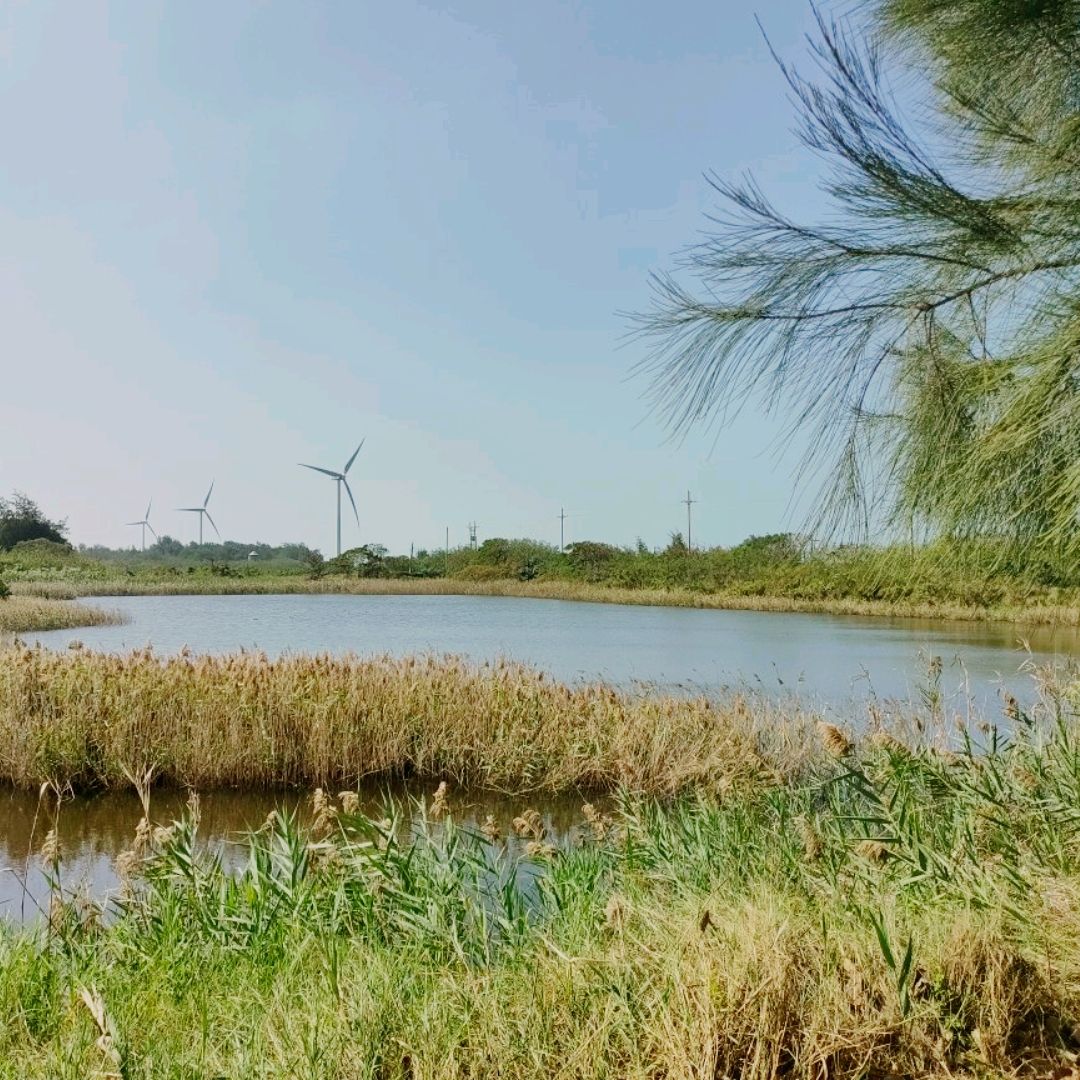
[[1, 0, 829, 555]]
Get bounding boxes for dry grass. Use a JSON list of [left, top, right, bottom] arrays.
[[0, 596, 124, 635], [13, 573, 1080, 624], [0, 645, 814, 794]]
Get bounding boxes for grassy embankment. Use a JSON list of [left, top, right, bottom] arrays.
[[3, 667, 1080, 1076], [17, 571, 1063, 618], [10, 534, 1080, 623], [16, 572, 1080, 624]]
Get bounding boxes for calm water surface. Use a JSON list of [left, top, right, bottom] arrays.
[[19, 592, 1080, 706]]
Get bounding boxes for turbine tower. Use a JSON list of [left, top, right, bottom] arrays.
[[299, 440, 363, 556], [125, 499, 157, 552], [178, 481, 219, 544]]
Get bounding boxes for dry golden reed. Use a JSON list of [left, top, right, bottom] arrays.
[[0, 595, 124, 634], [817, 721, 854, 758], [0, 645, 809, 794]]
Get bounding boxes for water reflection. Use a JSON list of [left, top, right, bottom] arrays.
[[0, 782, 594, 926]]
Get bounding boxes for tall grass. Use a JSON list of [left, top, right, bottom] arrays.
[[0, 646, 815, 794], [6, 710, 1080, 1077], [0, 596, 124, 635]]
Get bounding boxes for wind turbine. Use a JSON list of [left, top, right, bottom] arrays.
[[125, 499, 157, 552], [178, 481, 219, 544], [299, 440, 363, 556]]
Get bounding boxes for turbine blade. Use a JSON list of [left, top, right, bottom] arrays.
[[299, 463, 342, 479], [145, 499, 152, 521], [204, 510, 220, 538], [146, 522, 158, 538], [177, 507, 202, 512], [343, 439, 365, 475], [204, 480, 214, 508], [342, 477, 360, 527], [125, 520, 142, 526]]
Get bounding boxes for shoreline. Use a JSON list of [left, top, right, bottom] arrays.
[[11, 574, 1080, 626]]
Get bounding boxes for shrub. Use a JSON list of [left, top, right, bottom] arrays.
[[0, 494, 67, 550]]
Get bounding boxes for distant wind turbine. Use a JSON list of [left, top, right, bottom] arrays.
[[178, 481, 219, 544], [299, 440, 363, 556], [126, 499, 157, 552]]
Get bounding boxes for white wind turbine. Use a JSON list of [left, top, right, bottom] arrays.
[[178, 481, 219, 544], [126, 499, 157, 552], [299, 440, 363, 556]]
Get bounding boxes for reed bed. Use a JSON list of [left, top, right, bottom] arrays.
[[6, 710, 1080, 1077], [14, 573, 1080, 624], [0, 646, 818, 794], [0, 596, 124, 635]]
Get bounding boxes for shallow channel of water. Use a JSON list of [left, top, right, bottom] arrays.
[[0, 782, 588, 927]]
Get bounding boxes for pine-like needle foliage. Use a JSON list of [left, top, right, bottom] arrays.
[[635, 1, 1080, 562]]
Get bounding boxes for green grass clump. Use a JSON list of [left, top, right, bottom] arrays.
[[6, 709, 1080, 1077]]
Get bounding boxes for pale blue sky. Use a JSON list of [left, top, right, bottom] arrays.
[[2, 0, 826, 554]]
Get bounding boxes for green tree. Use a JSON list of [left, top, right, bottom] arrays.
[[664, 532, 688, 557], [0, 493, 67, 551], [151, 536, 184, 557], [335, 544, 389, 578], [636, 2, 1080, 563], [565, 541, 621, 581]]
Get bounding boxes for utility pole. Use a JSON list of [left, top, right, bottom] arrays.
[[445, 526, 450, 577], [468, 521, 478, 550], [683, 489, 696, 553], [558, 507, 567, 552]]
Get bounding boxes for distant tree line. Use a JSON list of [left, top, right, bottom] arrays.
[[296, 532, 806, 590], [0, 493, 68, 551], [6, 490, 1077, 605], [79, 536, 318, 567]]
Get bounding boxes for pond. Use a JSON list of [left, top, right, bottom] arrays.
[[7, 592, 1080, 923], [19, 592, 1079, 708]]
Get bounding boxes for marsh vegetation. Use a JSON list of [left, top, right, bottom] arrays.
[[5, 687, 1080, 1077], [0, 596, 124, 636], [0, 647, 811, 794]]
